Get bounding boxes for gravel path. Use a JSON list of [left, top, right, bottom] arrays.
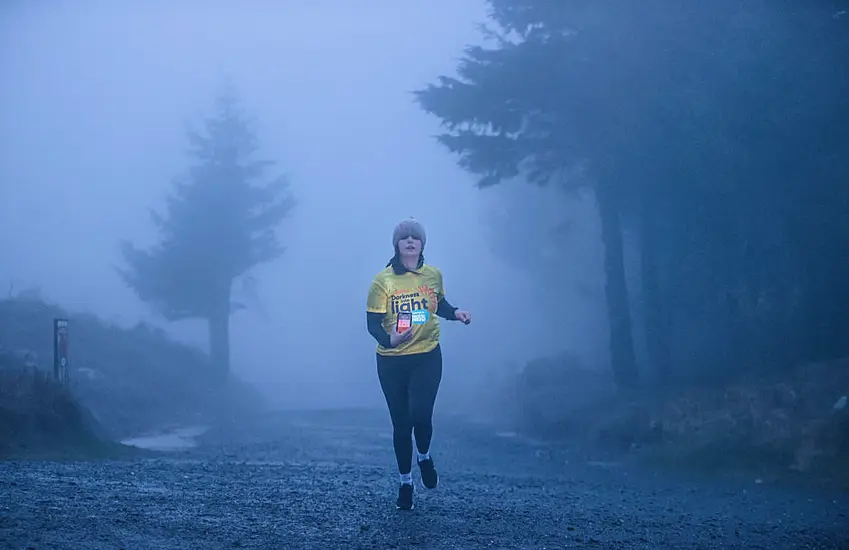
[[1, 408, 847, 549]]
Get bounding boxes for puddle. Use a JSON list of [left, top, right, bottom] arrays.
[[121, 425, 210, 452]]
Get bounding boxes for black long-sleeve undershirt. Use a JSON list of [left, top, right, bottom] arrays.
[[367, 297, 458, 349], [367, 313, 392, 348]]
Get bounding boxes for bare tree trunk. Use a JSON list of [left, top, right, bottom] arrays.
[[639, 200, 672, 383], [595, 181, 639, 389], [208, 292, 231, 383]]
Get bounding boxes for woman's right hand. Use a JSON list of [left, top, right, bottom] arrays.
[[389, 326, 414, 347]]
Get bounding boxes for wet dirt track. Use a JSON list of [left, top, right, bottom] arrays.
[[1, 408, 848, 549]]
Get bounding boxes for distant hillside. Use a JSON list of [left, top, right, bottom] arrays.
[[0, 297, 265, 446]]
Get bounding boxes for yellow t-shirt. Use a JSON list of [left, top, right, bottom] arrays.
[[366, 263, 446, 356]]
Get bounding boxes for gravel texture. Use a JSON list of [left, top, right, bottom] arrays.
[[1, 408, 847, 549]]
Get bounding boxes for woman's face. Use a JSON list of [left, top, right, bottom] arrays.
[[397, 235, 422, 258]]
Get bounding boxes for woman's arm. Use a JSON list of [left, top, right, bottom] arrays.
[[366, 277, 393, 347], [366, 312, 392, 348], [435, 269, 460, 321], [436, 297, 459, 321]]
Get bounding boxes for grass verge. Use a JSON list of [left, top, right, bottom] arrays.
[[511, 353, 849, 491]]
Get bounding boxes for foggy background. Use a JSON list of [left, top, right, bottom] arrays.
[[0, 2, 607, 411]]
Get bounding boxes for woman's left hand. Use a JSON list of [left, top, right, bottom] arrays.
[[454, 310, 471, 324]]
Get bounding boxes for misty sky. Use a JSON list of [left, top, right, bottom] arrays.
[[0, 1, 608, 410]]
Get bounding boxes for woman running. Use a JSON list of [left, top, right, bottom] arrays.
[[365, 218, 472, 510]]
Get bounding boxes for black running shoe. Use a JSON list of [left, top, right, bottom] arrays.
[[396, 483, 414, 510], [418, 458, 439, 489]]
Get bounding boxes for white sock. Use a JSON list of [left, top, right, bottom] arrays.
[[417, 451, 430, 462], [399, 473, 412, 485]]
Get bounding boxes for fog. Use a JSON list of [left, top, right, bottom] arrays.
[[0, 1, 608, 412]]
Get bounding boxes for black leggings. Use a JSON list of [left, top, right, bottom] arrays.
[[376, 344, 443, 475]]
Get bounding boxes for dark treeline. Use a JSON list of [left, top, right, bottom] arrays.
[[415, 1, 849, 388]]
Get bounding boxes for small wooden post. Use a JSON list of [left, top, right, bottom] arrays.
[[53, 318, 69, 384]]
